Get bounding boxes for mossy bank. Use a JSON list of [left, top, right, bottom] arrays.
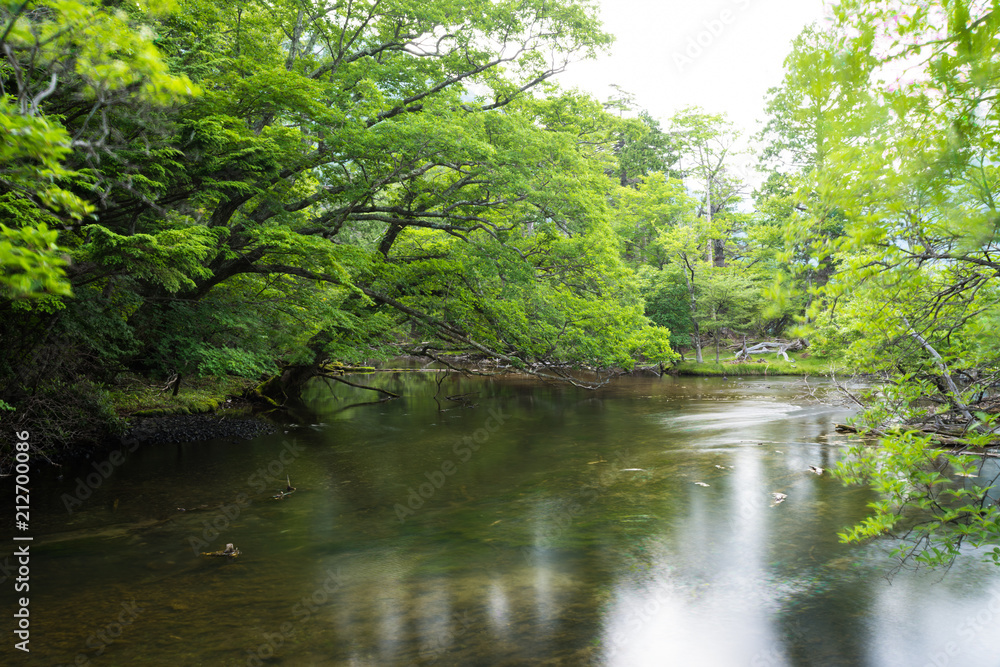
[[0, 375, 274, 473]]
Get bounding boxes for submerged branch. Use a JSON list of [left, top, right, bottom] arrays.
[[323, 374, 400, 399]]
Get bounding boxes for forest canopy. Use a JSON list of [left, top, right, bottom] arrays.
[[4, 0, 1000, 568]]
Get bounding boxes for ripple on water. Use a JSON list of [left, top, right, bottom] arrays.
[[654, 400, 801, 433]]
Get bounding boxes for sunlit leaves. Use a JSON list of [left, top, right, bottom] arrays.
[[836, 427, 1000, 568], [0, 0, 669, 392], [82, 225, 226, 293], [3, 0, 198, 100], [0, 223, 71, 298], [1, 0, 198, 299], [755, 4, 1000, 569]]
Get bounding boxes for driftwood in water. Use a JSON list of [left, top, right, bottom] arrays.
[[323, 374, 399, 399], [832, 381, 1000, 456], [833, 422, 1000, 452], [248, 329, 402, 407], [733, 339, 806, 362], [202, 543, 240, 558], [272, 475, 297, 500]]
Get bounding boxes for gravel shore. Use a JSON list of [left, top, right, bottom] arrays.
[[121, 413, 276, 447]]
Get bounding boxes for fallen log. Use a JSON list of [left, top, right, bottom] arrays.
[[832, 423, 1000, 449], [733, 339, 806, 362], [202, 543, 240, 558]]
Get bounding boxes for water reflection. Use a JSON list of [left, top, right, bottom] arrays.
[[7, 375, 1000, 666]]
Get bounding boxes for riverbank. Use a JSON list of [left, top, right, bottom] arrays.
[[107, 374, 258, 417], [0, 374, 277, 473], [111, 375, 278, 447], [1, 354, 847, 473], [121, 412, 276, 447], [672, 352, 847, 376]]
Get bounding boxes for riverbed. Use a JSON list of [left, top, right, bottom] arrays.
[[7, 374, 1000, 666]]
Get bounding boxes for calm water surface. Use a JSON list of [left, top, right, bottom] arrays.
[[7, 374, 1000, 666]]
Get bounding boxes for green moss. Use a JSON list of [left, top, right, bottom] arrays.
[[133, 408, 173, 417], [188, 399, 221, 413], [322, 363, 376, 373], [109, 374, 255, 417]]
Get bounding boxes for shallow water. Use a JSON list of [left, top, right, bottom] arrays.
[[6, 374, 1000, 666]]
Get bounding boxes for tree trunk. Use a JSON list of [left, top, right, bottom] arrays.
[[378, 223, 405, 257], [705, 172, 712, 264], [712, 238, 726, 267], [253, 364, 318, 406], [681, 255, 702, 363]]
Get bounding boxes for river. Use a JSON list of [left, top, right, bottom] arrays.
[[7, 374, 1000, 666]]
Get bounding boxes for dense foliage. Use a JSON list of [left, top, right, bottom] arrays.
[[761, 0, 1000, 569], [1, 0, 780, 409], [4, 0, 1000, 569]]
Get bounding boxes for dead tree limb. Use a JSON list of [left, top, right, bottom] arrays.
[[902, 317, 974, 423], [324, 374, 400, 399], [733, 340, 806, 362]]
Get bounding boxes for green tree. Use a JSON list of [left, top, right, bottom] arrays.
[[669, 107, 744, 268], [696, 269, 762, 363], [756, 24, 883, 311], [2, 0, 685, 421], [777, 0, 1000, 569], [657, 214, 727, 363], [602, 87, 680, 187], [639, 265, 694, 350], [0, 0, 197, 298], [613, 172, 690, 268]]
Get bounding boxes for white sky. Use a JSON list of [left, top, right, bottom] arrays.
[[555, 0, 835, 141]]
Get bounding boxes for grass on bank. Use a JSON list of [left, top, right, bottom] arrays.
[[106, 374, 257, 417], [673, 352, 847, 376], [0, 374, 260, 471]]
